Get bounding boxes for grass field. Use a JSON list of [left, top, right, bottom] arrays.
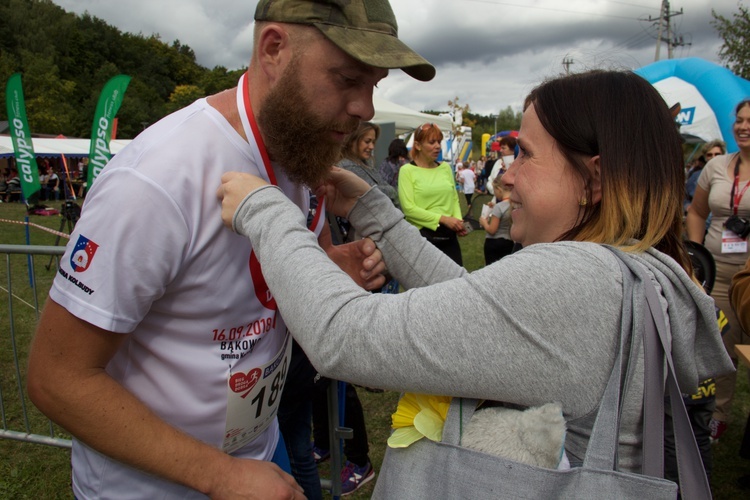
[[1, 196, 749, 499]]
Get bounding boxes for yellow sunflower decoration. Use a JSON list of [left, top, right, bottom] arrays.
[[388, 392, 452, 448]]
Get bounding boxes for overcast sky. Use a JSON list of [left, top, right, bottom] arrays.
[[51, 0, 744, 116]]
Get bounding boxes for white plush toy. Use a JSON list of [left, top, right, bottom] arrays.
[[462, 402, 569, 470]]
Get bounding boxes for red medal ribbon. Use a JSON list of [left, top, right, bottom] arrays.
[[235, 72, 326, 312], [238, 71, 277, 186]]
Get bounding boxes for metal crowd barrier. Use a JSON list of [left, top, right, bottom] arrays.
[[0, 244, 71, 449]]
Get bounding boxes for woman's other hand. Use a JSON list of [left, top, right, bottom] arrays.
[[217, 171, 269, 229], [440, 215, 465, 234], [326, 238, 387, 291], [314, 166, 372, 217]]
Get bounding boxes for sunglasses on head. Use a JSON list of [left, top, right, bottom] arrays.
[[416, 123, 438, 140]]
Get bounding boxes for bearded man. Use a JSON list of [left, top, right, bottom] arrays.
[[26, 1, 434, 498]]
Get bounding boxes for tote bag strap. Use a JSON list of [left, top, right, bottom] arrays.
[[442, 397, 477, 445], [606, 250, 665, 475], [581, 257, 635, 470], [640, 264, 712, 499], [609, 248, 711, 499]]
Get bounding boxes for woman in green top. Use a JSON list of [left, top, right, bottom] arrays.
[[398, 123, 466, 264]]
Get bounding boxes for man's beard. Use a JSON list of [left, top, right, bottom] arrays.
[[257, 60, 359, 187]]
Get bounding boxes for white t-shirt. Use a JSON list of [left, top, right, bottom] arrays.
[[50, 98, 318, 499], [486, 155, 514, 198], [459, 168, 475, 194]]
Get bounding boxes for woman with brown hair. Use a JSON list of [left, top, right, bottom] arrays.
[[687, 98, 750, 442]]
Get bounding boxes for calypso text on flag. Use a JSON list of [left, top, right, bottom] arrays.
[[88, 75, 131, 187], [5, 73, 41, 203]]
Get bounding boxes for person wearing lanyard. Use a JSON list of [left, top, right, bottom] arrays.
[[25, 1, 435, 499], [687, 98, 750, 443]]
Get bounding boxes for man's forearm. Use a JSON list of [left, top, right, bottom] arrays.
[[35, 367, 229, 494], [27, 302, 229, 495]]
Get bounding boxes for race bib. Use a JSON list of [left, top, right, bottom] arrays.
[[223, 330, 291, 453]]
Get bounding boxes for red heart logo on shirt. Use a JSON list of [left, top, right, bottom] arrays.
[[229, 368, 262, 398]]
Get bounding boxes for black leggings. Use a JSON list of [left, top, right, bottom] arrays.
[[484, 237, 514, 265], [420, 226, 463, 266]]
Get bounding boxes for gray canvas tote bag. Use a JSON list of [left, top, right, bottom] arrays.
[[373, 248, 711, 499]]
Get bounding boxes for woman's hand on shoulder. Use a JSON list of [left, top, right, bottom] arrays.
[[217, 171, 269, 229]]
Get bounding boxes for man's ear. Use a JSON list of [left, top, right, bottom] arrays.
[[588, 155, 602, 205], [255, 24, 292, 82]]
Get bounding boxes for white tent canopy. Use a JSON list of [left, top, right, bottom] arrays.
[[371, 96, 453, 135], [0, 136, 131, 158]]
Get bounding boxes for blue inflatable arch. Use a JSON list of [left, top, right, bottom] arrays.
[[635, 57, 750, 153]]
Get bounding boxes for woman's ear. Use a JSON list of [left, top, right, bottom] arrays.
[[588, 155, 602, 205]]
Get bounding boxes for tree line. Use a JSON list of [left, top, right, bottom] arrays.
[[0, 0, 243, 139]]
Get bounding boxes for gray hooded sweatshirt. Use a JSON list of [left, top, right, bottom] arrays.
[[232, 185, 734, 472]]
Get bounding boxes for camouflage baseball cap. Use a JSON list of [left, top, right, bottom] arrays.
[[254, 0, 436, 81]]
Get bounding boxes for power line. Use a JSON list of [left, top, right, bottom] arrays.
[[609, 25, 659, 51], [604, 0, 660, 10], [463, 0, 645, 21]]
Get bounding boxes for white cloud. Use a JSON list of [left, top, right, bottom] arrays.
[[51, 0, 743, 114]]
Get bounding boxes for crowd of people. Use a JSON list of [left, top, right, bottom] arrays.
[[17, 0, 750, 498], [1, 157, 89, 204]]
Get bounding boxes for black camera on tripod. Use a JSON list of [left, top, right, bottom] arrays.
[[61, 200, 81, 223], [725, 214, 750, 239]]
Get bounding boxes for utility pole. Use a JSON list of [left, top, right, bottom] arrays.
[[649, 0, 684, 61], [562, 57, 574, 75], [653, 0, 665, 61]]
